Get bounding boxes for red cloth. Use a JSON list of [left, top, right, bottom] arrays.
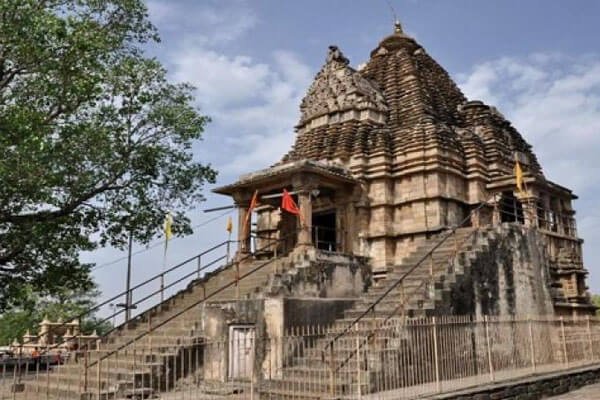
[[281, 189, 300, 215]]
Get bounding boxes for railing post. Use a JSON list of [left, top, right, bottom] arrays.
[[329, 343, 335, 398], [83, 349, 89, 394], [453, 229, 458, 254], [96, 358, 101, 399], [160, 272, 165, 302], [236, 261, 240, 301], [528, 316, 536, 372], [197, 255, 202, 279], [226, 240, 231, 264], [484, 316, 495, 382], [560, 316, 569, 367], [250, 334, 255, 400], [429, 253, 434, 299], [433, 316, 441, 393], [356, 325, 362, 400], [587, 316, 595, 361], [11, 344, 21, 400]]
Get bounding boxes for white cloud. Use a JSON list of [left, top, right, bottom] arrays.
[[146, 1, 314, 177], [172, 47, 312, 175], [457, 54, 600, 291], [147, 0, 258, 45], [173, 51, 271, 109], [458, 54, 600, 193]]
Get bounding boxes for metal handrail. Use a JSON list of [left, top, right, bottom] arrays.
[[97, 253, 228, 339], [322, 193, 498, 367], [327, 191, 580, 374], [86, 227, 303, 369], [16, 238, 233, 360]]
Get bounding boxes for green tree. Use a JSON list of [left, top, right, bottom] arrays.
[[0, 0, 217, 310], [0, 284, 112, 346]]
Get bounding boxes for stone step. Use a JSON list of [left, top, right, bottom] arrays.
[[259, 387, 325, 400], [344, 301, 435, 320], [105, 334, 199, 349], [277, 365, 370, 380], [25, 381, 154, 400], [263, 375, 367, 395], [59, 358, 164, 372]]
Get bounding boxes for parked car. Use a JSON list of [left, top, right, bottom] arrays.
[[0, 346, 14, 360]]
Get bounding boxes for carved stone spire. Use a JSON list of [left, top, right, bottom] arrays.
[[326, 45, 349, 65]]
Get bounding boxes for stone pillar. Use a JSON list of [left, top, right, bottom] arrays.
[[233, 189, 254, 257], [521, 196, 538, 228], [343, 202, 353, 253], [541, 194, 551, 231], [470, 207, 481, 228], [526, 200, 538, 228], [492, 196, 501, 226], [237, 204, 251, 254], [556, 197, 565, 235], [39, 317, 50, 346], [297, 190, 312, 246]]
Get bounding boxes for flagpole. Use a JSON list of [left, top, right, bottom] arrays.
[[226, 215, 233, 263], [226, 231, 231, 263], [161, 212, 173, 303], [161, 239, 167, 302], [125, 231, 133, 322]]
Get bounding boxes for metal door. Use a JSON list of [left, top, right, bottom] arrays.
[[228, 325, 255, 380]]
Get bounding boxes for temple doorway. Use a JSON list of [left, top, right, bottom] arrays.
[[313, 211, 336, 251], [228, 325, 255, 380]]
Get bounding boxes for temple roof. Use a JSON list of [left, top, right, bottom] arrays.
[[212, 159, 357, 196], [282, 21, 545, 180], [298, 45, 388, 126]]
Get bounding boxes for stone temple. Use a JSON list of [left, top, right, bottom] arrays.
[[214, 21, 594, 319], [19, 21, 598, 399]]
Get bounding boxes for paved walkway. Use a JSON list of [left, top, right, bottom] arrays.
[[549, 382, 600, 399]]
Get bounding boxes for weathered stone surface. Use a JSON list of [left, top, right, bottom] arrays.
[[428, 365, 600, 400], [272, 22, 593, 315]]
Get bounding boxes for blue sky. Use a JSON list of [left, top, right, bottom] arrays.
[[84, 0, 600, 316]]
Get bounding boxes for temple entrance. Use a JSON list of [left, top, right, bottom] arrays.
[[313, 211, 336, 251], [499, 191, 524, 224], [228, 325, 255, 380]]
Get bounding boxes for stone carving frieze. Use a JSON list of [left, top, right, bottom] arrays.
[[299, 46, 388, 125]]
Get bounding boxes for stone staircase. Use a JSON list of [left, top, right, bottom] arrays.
[[22, 254, 298, 400], [260, 226, 501, 399], [18, 225, 509, 399]]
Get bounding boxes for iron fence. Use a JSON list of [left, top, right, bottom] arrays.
[[2, 315, 600, 399]]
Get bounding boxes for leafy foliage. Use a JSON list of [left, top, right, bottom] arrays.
[[0, 284, 112, 346], [0, 0, 217, 310]]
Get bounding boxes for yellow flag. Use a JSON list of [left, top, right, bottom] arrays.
[[514, 160, 524, 192], [163, 212, 173, 241], [226, 216, 233, 234]]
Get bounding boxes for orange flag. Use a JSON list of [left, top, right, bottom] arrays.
[[514, 160, 524, 193], [281, 189, 300, 215]]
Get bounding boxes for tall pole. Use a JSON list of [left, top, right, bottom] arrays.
[[125, 231, 133, 322]]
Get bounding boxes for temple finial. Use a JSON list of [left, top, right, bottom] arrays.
[[394, 20, 403, 34]]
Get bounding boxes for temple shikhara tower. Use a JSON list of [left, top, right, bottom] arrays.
[[215, 22, 593, 318]]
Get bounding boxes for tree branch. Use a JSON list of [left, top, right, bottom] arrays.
[[1, 181, 127, 225]]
